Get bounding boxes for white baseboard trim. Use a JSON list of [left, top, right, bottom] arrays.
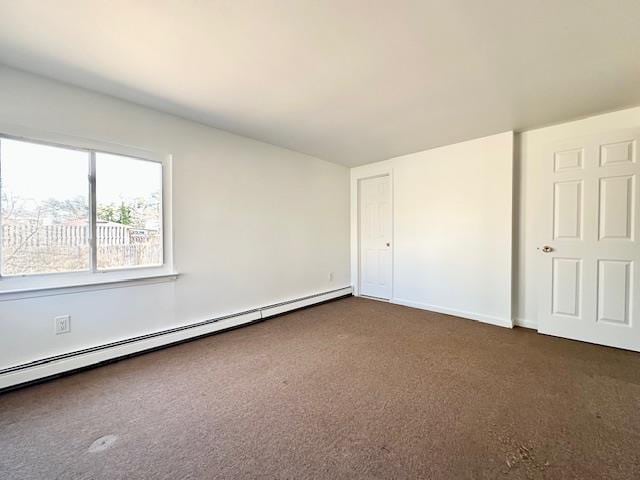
[[0, 286, 352, 390], [391, 298, 513, 329], [513, 318, 538, 330]]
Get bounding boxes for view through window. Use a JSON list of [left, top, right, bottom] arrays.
[[0, 137, 163, 276], [96, 152, 162, 269], [0, 139, 90, 275]]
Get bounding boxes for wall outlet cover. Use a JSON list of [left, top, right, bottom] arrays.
[[55, 315, 71, 335]]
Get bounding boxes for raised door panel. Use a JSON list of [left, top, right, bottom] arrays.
[[552, 258, 582, 318], [554, 149, 583, 172], [363, 249, 378, 284], [363, 202, 380, 241], [553, 181, 583, 240], [600, 140, 636, 166], [597, 260, 633, 325], [599, 175, 635, 240]]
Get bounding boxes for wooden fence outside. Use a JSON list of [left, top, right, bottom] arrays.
[[1, 223, 151, 247], [1, 223, 161, 274]]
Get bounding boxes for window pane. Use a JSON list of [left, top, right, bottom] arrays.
[[96, 153, 162, 269], [1, 138, 90, 275]]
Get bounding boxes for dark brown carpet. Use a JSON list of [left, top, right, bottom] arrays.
[[1, 297, 640, 479]]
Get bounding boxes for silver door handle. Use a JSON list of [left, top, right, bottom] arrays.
[[541, 246, 553, 253]]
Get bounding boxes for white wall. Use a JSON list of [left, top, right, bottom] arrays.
[[514, 106, 640, 328], [0, 66, 350, 371], [351, 132, 514, 327]]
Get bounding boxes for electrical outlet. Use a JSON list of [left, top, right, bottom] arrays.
[[54, 315, 71, 335], [328, 272, 334, 282]]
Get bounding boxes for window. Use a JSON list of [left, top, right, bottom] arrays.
[[0, 136, 164, 277]]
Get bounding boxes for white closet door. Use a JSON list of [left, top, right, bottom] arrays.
[[359, 175, 392, 299]]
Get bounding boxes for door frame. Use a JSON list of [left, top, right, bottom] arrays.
[[351, 168, 394, 299]]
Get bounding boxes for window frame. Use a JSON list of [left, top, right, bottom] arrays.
[[0, 125, 174, 294]]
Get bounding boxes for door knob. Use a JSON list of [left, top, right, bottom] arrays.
[[386, 242, 391, 247], [542, 246, 553, 253]]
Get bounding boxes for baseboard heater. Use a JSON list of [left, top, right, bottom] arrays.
[[0, 286, 352, 391]]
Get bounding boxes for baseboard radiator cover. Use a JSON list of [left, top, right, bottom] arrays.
[[0, 286, 352, 391]]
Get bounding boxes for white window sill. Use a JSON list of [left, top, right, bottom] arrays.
[[0, 272, 179, 302]]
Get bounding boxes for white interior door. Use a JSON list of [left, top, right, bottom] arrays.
[[359, 175, 392, 299], [538, 128, 640, 351]]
